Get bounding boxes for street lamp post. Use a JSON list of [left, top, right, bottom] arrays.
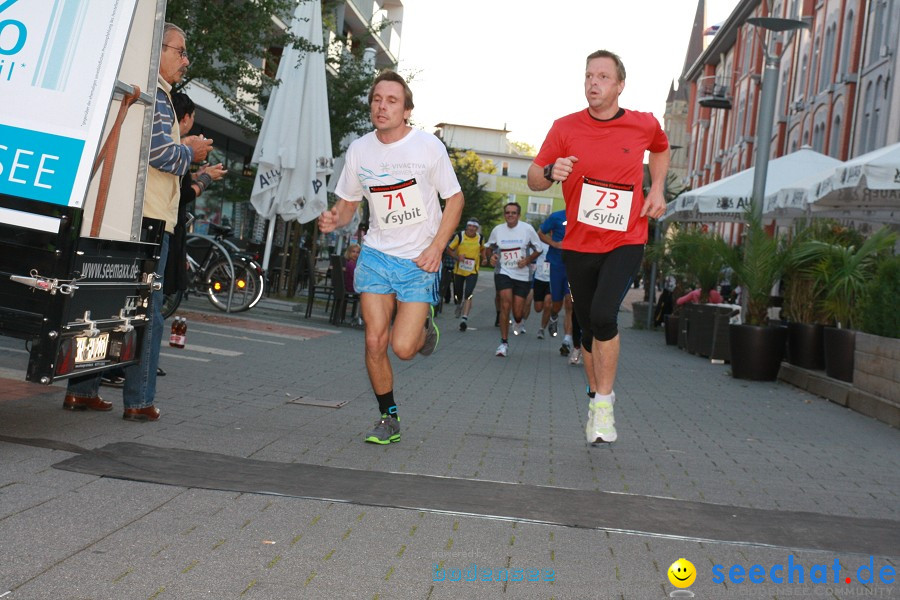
[[747, 17, 809, 221], [645, 145, 683, 329]]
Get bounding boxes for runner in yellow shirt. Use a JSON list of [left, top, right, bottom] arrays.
[[447, 219, 485, 331]]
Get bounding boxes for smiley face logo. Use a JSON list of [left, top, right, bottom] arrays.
[[668, 558, 696, 588]]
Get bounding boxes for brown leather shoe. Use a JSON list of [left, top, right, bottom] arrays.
[[122, 406, 160, 422], [63, 394, 113, 412]]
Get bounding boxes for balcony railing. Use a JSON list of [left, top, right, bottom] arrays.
[[698, 74, 734, 109]]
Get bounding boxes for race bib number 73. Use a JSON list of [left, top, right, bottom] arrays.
[[577, 176, 633, 232], [369, 179, 428, 229]]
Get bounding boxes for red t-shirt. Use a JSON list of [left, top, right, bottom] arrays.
[[534, 109, 668, 253]]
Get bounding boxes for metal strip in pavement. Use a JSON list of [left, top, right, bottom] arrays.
[[173, 344, 242, 356], [52, 442, 900, 558]]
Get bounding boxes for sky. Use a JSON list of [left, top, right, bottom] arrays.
[[396, 0, 741, 151]]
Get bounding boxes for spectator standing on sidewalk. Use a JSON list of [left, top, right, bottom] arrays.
[[447, 219, 485, 331], [319, 70, 463, 445], [64, 23, 212, 421], [528, 49, 669, 444], [485, 202, 542, 357]]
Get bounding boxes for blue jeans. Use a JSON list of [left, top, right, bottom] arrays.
[[67, 233, 169, 409]]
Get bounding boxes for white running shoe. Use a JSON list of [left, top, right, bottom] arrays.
[[569, 347, 582, 365], [512, 322, 522, 336], [536, 328, 545, 339], [519, 324, 526, 334], [495, 342, 509, 357], [586, 392, 617, 444]]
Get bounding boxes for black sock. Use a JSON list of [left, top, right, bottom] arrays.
[[376, 391, 396, 418], [501, 338, 508, 344], [587, 391, 596, 399]]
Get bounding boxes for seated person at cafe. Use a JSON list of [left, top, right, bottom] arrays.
[[676, 285, 723, 306], [344, 243, 361, 293]]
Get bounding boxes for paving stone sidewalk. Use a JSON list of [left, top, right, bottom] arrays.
[[0, 276, 897, 599]]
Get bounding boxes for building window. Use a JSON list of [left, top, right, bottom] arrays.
[[861, 81, 874, 152], [502, 162, 509, 176], [870, 0, 885, 62], [779, 69, 790, 118], [796, 51, 809, 101], [811, 23, 822, 95], [871, 75, 885, 150], [527, 196, 552, 218], [820, 23, 835, 92], [829, 113, 842, 158], [838, 10, 854, 77], [812, 120, 825, 153]]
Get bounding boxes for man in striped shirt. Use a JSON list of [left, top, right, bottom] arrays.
[[64, 23, 212, 421]]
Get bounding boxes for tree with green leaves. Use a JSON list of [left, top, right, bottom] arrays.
[[445, 147, 504, 231], [165, 0, 323, 136], [509, 140, 537, 157], [166, 0, 383, 148]]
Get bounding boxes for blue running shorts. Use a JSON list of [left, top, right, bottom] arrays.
[[354, 246, 439, 304]]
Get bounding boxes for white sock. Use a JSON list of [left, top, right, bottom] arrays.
[[563, 334, 572, 346], [595, 392, 615, 404]]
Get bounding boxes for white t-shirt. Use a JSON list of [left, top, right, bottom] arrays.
[[334, 128, 462, 259], [487, 221, 542, 282], [534, 242, 551, 282]]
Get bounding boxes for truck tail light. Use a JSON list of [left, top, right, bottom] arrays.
[[56, 338, 76, 376]]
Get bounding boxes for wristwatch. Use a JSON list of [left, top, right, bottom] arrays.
[[543, 162, 555, 182]]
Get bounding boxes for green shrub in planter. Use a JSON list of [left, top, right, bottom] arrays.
[[804, 226, 896, 329], [782, 219, 862, 325], [859, 255, 900, 339], [664, 226, 728, 304], [719, 211, 787, 326]]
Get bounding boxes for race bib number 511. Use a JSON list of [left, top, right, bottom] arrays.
[[369, 179, 428, 229], [577, 177, 633, 232]]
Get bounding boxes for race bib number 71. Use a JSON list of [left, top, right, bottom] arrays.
[[369, 179, 428, 229], [577, 176, 633, 232]]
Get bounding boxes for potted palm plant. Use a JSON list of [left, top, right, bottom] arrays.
[[780, 220, 859, 370], [663, 226, 729, 356], [720, 211, 788, 380], [802, 226, 896, 382]]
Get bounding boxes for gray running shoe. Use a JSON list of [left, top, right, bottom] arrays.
[[365, 415, 400, 444], [548, 317, 559, 337], [559, 342, 571, 356], [536, 328, 544, 339], [419, 306, 440, 356], [454, 302, 463, 318]]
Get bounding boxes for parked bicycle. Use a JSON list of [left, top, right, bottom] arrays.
[[161, 223, 266, 318]]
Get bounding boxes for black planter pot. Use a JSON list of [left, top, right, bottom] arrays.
[[664, 314, 679, 345], [786, 322, 825, 370], [823, 326, 855, 382], [729, 323, 787, 381]]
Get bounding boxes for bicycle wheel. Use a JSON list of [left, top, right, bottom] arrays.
[[204, 258, 263, 312], [161, 290, 183, 319]]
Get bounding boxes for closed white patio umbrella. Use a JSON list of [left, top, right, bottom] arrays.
[[250, 0, 333, 271]]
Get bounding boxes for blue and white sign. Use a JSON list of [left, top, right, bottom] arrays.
[[0, 0, 137, 206]]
